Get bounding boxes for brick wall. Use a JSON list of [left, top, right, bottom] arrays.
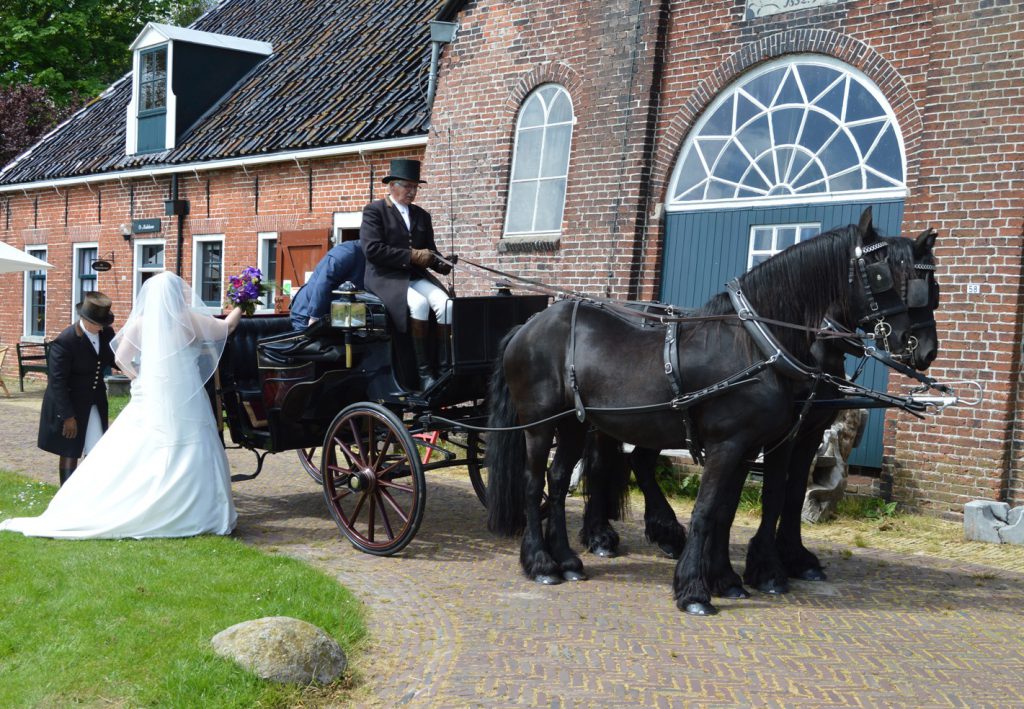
[[422, 0, 666, 300], [423, 0, 1023, 516], [0, 149, 425, 383]]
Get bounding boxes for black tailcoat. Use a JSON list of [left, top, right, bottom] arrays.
[[37, 322, 117, 457], [359, 196, 448, 333]]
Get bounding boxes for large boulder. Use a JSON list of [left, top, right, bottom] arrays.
[[211, 616, 347, 685]]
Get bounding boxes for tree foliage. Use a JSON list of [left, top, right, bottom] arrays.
[[0, 0, 216, 107], [0, 83, 71, 167]]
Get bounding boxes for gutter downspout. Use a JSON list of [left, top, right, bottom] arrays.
[[426, 21, 459, 109]]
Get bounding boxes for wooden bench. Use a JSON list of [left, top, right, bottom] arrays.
[[16, 341, 50, 391]]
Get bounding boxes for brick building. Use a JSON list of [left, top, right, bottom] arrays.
[[2, 0, 1022, 517]]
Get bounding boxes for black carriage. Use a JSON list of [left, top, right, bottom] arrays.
[[216, 287, 547, 555]]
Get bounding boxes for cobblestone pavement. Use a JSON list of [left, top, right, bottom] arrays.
[[3, 384, 1023, 707]]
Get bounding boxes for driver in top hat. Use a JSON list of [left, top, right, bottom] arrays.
[[360, 158, 453, 391], [37, 291, 118, 485]]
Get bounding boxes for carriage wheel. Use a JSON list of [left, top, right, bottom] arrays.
[[321, 403, 426, 556], [297, 446, 323, 484], [466, 431, 550, 516]]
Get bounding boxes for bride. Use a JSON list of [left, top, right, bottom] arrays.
[[1, 272, 243, 539]]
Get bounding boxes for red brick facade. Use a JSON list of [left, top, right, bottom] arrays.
[[2, 0, 1021, 517], [422, 0, 1024, 517], [0, 148, 422, 367]]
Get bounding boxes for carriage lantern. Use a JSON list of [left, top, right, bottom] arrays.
[[330, 282, 366, 329]]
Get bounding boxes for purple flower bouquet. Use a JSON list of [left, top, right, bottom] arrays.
[[225, 266, 269, 316]]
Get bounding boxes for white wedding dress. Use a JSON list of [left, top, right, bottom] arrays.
[[0, 273, 237, 539]]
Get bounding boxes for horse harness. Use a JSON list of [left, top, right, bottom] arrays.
[[563, 241, 943, 461]]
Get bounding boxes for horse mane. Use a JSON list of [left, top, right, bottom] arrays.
[[699, 224, 860, 357]]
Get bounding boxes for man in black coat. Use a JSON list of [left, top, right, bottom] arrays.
[[360, 159, 453, 390], [37, 292, 117, 485]]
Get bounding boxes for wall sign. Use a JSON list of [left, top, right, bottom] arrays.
[[132, 218, 162, 234], [746, 0, 838, 19], [91, 260, 112, 272]]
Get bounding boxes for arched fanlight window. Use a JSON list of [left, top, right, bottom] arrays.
[[504, 84, 574, 236], [667, 56, 906, 211]]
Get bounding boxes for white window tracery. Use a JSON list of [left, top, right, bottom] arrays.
[[667, 56, 906, 211]]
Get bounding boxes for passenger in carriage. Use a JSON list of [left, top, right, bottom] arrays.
[[289, 239, 366, 330], [359, 158, 453, 391]]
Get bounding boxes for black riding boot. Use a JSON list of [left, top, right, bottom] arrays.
[[436, 323, 452, 376], [58, 456, 78, 486], [410, 318, 437, 391]]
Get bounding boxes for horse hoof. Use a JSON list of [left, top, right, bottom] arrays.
[[591, 546, 616, 558], [723, 585, 750, 599], [757, 579, 789, 595], [683, 601, 718, 616], [562, 570, 587, 582], [535, 574, 562, 585], [797, 567, 827, 581], [658, 542, 683, 559]]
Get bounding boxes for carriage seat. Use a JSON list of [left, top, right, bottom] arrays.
[[257, 320, 344, 368], [221, 315, 293, 404]]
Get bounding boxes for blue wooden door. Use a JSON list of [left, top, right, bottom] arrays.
[[660, 200, 904, 468]]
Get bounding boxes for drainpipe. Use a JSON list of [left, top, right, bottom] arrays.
[[164, 174, 190, 276], [426, 20, 459, 109]]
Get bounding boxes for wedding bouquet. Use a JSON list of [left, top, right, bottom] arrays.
[[225, 266, 269, 316]]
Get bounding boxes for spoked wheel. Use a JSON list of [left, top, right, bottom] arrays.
[[466, 430, 550, 516], [321, 403, 426, 556], [297, 446, 323, 484]]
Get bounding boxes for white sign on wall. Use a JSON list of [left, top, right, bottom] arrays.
[[746, 0, 839, 20]]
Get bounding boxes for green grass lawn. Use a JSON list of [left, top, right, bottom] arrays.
[[0, 471, 366, 708]]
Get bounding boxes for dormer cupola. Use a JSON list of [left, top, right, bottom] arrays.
[[126, 23, 272, 155]]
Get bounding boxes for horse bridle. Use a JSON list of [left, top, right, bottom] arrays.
[[849, 238, 936, 362]]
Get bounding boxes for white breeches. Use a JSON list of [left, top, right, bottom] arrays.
[[408, 279, 452, 324]]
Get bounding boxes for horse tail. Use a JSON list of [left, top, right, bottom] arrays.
[[580, 431, 630, 521], [486, 325, 527, 536]]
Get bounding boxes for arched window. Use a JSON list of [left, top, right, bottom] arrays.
[[667, 56, 905, 211], [504, 84, 574, 236]]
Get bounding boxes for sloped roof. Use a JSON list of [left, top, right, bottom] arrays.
[[0, 0, 446, 186]]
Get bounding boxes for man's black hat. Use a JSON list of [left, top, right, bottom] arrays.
[[77, 291, 114, 327], [382, 159, 426, 185]]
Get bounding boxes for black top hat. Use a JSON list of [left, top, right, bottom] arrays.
[[382, 158, 426, 185], [77, 291, 114, 327]]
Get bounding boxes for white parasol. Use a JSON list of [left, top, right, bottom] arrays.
[[0, 240, 53, 274]]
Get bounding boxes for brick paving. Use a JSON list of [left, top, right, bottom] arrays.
[[3, 383, 1023, 707]]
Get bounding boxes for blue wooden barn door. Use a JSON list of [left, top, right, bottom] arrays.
[[660, 199, 905, 468]]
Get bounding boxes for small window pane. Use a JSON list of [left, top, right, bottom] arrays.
[[752, 228, 772, 251], [548, 91, 573, 123], [540, 124, 572, 178], [505, 182, 538, 233], [534, 180, 566, 232], [519, 98, 545, 128], [512, 128, 542, 180], [776, 227, 797, 249], [845, 81, 884, 122]]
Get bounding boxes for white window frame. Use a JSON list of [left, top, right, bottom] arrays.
[[133, 238, 166, 302], [22, 245, 47, 341], [667, 55, 907, 212], [256, 231, 278, 314], [747, 223, 821, 270], [332, 211, 362, 245], [71, 242, 99, 324], [192, 234, 224, 312], [504, 83, 575, 238]]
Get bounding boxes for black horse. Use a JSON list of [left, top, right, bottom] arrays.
[[575, 224, 941, 595], [486, 210, 941, 615]]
